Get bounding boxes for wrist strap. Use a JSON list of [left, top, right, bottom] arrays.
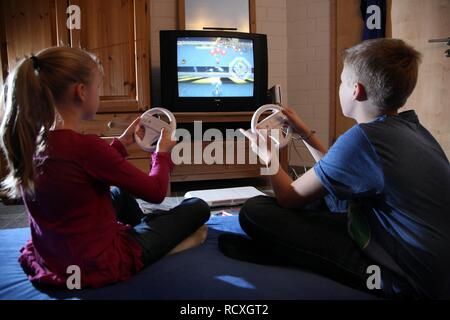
[[300, 130, 316, 140]]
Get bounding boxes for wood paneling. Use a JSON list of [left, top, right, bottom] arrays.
[[70, 0, 136, 97], [390, 0, 450, 158], [0, 0, 150, 113], [1, 0, 60, 70], [173, 111, 269, 123], [80, 113, 141, 137], [134, 0, 151, 114], [169, 139, 268, 182], [0, 4, 5, 88], [0, 0, 152, 200], [249, 0, 256, 33], [80, 112, 149, 158], [329, 0, 337, 145], [333, 0, 449, 158], [100, 110, 289, 183], [69, 0, 150, 113], [333, 0, 362, 140], [177, 0, 185, 30], [171, 111, 289, 182], [0, 0, 64, 198]]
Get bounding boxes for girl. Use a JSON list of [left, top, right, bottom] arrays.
[[0, 47, 210, 288]]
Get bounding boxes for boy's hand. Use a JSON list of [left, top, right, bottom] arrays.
[[156, 128, 177, 153], [118, 117, 145, 148], [240, 128, 274, 166], [281, 106, 312, 137]]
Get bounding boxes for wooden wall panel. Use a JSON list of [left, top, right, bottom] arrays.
[[69, 0, 150, 113], [334, 0, 362, 140], [390, 0, 450, 157], [0, 0, 63, 199], [70, 0, 136, 98], [333, 0, 449, 158], [0, 8, 5, 89], [134, 0, 151, 115], [0, 0, 152, 200], [1, 0, 58, 70]]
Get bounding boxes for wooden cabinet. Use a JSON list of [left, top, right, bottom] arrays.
[[0, 0, 151, 199], [0, 0, 65, 199], [0, 0, 150, 112], [389, 0, 450, 158], [79, 112, 148, 160], [170, 112, 289, 183], [0, 0, 64, 70], [69, 0, 150, 113]]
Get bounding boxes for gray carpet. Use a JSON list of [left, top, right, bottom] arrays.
[[0, 202, 28, 229]]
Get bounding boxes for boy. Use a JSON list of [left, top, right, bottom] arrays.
[[220, 39, 450, 299]]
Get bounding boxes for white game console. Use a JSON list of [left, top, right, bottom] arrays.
[[184, 186, 266, 207], [269, 84, 282, 105]]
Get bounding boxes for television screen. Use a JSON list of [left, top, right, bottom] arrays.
[[160, 30, 267, 112], [177, 37, 254, 98]]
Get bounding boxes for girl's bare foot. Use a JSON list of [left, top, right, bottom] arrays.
[[167, 225, 208, 256]]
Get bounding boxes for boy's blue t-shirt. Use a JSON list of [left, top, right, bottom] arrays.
[[314, 110, 450, 298]]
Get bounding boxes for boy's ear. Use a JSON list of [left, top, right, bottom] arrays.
[[352, 83, 367, 102]]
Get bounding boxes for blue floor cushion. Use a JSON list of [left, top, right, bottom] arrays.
[[0, 215, 376, 300]]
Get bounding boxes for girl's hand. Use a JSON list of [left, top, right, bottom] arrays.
[[118, 117, 145, 148], [156, 127, 177, 153], [281, 106, 311, 137]]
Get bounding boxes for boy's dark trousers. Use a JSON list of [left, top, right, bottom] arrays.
[[236, 195, 416, 299]]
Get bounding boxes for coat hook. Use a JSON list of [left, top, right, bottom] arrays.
[[428, 37, 450, 58], [428, 37, 450, 45]]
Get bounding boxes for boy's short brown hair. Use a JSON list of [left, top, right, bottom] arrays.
[[343, 38, 422, 111]]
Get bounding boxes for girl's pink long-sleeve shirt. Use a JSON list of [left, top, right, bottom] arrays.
[[19, 129, 173, 288]]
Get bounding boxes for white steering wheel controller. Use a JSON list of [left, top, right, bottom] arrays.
[[134, 107, 177, 152], [251, 104, 292, 148]]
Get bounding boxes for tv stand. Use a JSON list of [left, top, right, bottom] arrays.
[[170, 112, 288, 184], [172, 112, 262, 123]]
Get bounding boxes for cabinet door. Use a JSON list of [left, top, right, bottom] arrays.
[[0, 0, 67, 199], [69, 0, 150, 113], [0, 0, 67, 71]]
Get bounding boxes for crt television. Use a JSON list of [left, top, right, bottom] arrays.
[[160, 30, 268, 112]]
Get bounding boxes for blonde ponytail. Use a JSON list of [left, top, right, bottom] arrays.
[[0, 47, 102, 198]]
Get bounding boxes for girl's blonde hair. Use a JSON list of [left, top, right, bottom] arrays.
[[0, 47, 102, 198]]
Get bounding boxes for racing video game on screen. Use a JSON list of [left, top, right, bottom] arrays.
[[177, 37, 254, 98]]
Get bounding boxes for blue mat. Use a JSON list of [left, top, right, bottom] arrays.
[[0, 216, 376, 300]]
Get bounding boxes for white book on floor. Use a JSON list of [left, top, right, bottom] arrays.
[[184, 186, 266, 207]]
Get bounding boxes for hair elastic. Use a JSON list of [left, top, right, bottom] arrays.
[[30, 56, 40, 73]]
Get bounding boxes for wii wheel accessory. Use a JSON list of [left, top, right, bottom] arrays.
[[134, 107, 177, 152], [251, 104, 292, 148]]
